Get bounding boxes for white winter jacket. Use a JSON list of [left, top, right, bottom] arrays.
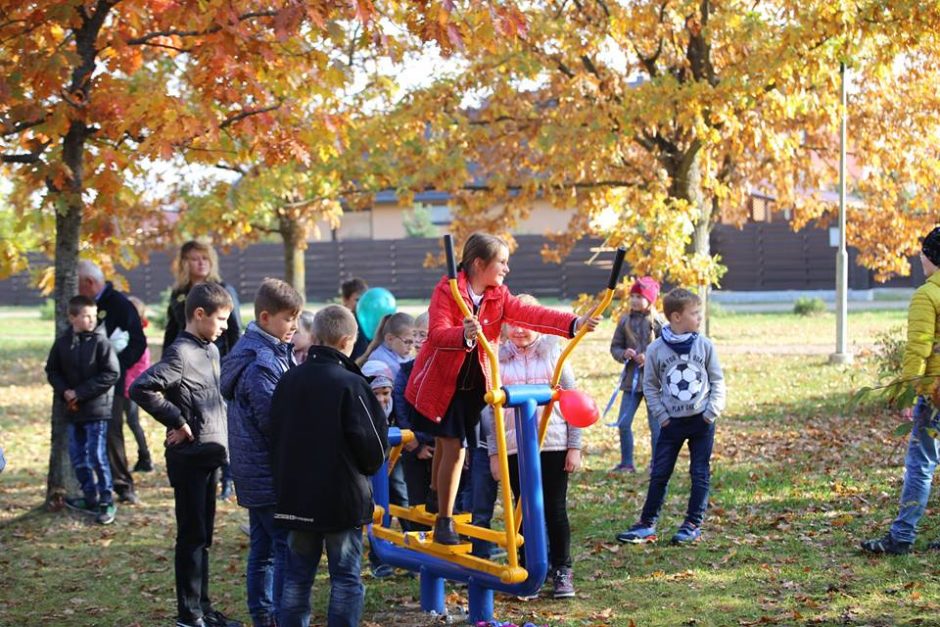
[[481, 335, 582, 457]]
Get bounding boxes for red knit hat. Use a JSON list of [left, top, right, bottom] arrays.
[[630, 276, 660, 305]]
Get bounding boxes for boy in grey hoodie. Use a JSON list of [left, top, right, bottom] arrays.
[[615, 288, 725, 546]]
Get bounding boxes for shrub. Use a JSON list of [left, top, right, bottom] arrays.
[[39, 298, 55, 321], [872, 325, 906, 383], [148, 287, 172, 331], [793, 297, 827, 316]]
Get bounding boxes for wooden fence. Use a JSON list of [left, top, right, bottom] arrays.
[[0, 225, 922, 306]]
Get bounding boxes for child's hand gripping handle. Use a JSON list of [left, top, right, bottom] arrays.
[[444, 234, 459, 280], [608, 247, 627, 290]]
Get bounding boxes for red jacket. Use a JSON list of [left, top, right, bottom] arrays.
[[405, 271, 578, 422]]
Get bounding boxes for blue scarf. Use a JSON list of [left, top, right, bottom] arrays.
[[661, 324, 697, 355]]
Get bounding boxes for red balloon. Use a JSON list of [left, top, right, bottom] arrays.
[[557, 389, 600, 428]]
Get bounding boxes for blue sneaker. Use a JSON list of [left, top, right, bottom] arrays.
[[616, 522, 657, 544], [670, 522, 701, 545]]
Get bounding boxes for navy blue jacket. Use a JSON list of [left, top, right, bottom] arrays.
[[220, 322, 294, 508], [393, 360, 434, 445]]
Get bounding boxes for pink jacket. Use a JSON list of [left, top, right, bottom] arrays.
[[124, 346, 151, 398]]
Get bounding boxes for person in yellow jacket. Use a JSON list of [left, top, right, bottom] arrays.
[[862, 226, 940, 555]]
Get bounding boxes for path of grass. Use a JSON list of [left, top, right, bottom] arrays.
[[1, 311, 937, 626]]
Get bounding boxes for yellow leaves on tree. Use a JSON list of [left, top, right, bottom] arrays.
[[373, 1, 940, 288]]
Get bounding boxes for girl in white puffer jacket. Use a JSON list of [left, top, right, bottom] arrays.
[[481, 294, 582, 600]]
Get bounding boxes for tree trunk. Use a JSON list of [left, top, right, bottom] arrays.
[[46, 125, 85, 508], [668, 144, 714, 334], [46, 2, 112, 507], [278, 212, 307, 301]]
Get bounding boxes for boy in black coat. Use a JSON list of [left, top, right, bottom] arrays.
[[271, 304, 388, 627], [130, 283, 241, 627], [46, 295, 120, 525]]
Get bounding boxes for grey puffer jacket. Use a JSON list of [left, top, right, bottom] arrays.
[[481, 335, 581, 457], [130, 331, 228, 465]]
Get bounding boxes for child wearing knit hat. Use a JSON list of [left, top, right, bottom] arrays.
[[862, 226, 940, 555], [609, 277, 664, 472]]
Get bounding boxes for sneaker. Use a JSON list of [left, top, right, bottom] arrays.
[[371, 563, 396, 578], [133, 458, 153, 472], [116, 490, 140, 505], [433, 516, 460, 545], [425, 489, 439, 514], [202, 609, 243, 627], [516, 592, 539, 601], [611, 463, 636, 473], [670, 522, 701, 545], [95, 502, 117, 525], [64, 496, 98, 515], [218, 480, 235, 501], [928, 540, 940, 551], [860, 533, 912, 555], [616, 521, 657, 544], [552, 567, 576, 599], [176, 618, 207, 627]]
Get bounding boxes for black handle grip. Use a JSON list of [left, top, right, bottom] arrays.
[[608, 247, 626, 290], [444, 234, 458, 279]]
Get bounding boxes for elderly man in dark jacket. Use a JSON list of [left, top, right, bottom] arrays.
[[270, 304, 388, 627], [77, 260, 146, 503]]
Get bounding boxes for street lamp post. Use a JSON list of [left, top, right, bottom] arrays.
[[830, 61, 853, 365]]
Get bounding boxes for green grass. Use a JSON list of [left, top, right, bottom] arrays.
[[1, 308, 938, 626]]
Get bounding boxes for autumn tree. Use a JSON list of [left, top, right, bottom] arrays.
[[375, 1, 940, 287], [0, 0, 522, 506]]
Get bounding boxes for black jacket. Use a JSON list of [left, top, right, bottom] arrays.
[[129, 331, 228, 466], [271, 345, 388, 532], [164, 282, 242, 358], [46, 325, 120, 423], [96, 282, 146, 387]]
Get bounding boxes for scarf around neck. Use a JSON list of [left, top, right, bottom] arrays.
[[661, 324, 698, 355]]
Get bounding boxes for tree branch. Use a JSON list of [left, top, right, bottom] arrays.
[[126, 10, 278, 45], [219, 103, 281, 129], [2, 152, 42, 164], [1, 117, 46, 137]]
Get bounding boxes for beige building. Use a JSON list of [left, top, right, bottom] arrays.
[[317, 190, 577, 241]]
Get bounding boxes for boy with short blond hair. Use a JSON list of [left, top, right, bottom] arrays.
[[616, 287, 725, 546], [46, 295, 120, 525], [130, 282, 240, 627], [221, 278, 303, 627], [271, 304, 388, 627]]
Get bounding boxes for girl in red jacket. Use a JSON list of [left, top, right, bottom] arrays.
[[405, 232, 600, 544]]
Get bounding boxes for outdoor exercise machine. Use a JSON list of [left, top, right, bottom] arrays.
[[370, 235, 626, 623]]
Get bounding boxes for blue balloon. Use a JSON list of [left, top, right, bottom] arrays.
[[356, 287, 396, 340]]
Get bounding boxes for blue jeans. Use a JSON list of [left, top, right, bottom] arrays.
[[67, 420, 112, 505], [617, 394, 660, 467], [470, 446, 499, 558], [890, 399, 940, 543], [640, 414, 714, 527], [279, 528, 364, 627], [247, 506, 288, 626]]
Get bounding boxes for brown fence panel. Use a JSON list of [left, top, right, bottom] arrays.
[[0, 226, 925, 307]]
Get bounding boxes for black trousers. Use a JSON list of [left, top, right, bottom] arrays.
[[125, 399, 152, 464], [508, 450, 571, 571], [401, 449, 433, 532], [166, 454, 221, 621], [107, 394, 134, 494]]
